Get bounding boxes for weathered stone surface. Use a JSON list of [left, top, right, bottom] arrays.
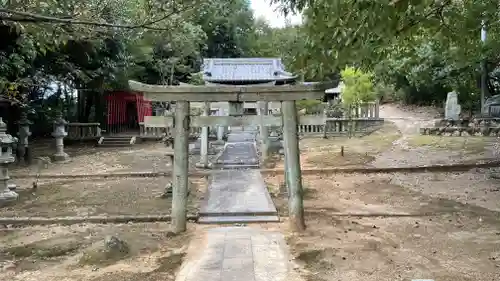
[[445, 91, 461, 120], [189, 138, 216, 155], [0, 189, 19, 206], [216, 142, 258, 166], [104, 235, 129, 254], [203, 129, 278, 223], [419, 126, 500, 137], [79, 235, 130, 265], [176, 227, 288, 281], [226, 132, 256, 143], [200, 170, 277, 216]]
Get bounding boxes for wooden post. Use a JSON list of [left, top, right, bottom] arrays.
[[172, 101, 190, 233], [258, 101, 269, 163], [196, 101, 210, 168], [281, 100, 306, 232]]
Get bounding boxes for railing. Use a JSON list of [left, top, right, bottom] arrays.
[[342, 102, 380, 118], [297, 118, 383, 137], [487, 103, 500, 117], [138, 100, 383, 139], [140, 117, 383, 138], [66, 123, 101, 140], [266, 117, 384, 138], [139, 122, 210, 139]]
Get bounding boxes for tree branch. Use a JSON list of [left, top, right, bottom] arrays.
[[0, 2, 199, 31], [395, 0, 451, 36]]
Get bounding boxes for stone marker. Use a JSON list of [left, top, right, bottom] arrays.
[[445, 91, 461, 120]]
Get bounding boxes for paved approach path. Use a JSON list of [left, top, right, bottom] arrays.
[[176, 227, 289, 281], [199, 128, 279, 223], [177, 129, 289, 281]]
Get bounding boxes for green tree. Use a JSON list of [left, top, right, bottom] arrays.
[[340, 66, 375, 137]]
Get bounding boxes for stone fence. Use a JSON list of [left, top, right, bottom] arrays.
[[66, 123, 101, 141], [419, 117, 500, 136], [140, 116, 384, 139]]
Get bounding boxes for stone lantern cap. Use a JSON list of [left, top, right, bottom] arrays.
[[0, 118, 15, 145], [18, 110, 32, 126], [53, 111, 68, 125]]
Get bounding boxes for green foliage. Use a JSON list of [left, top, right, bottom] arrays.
[[340, 67, 375, 107], [0, 0, 265, 135], [296, 100, 323, 114], [269, 0, 500, 109]]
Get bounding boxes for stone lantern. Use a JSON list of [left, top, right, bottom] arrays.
[[52, 111, 70, 163], [17, 109, 32, 164], [0, 117, 19, 205]]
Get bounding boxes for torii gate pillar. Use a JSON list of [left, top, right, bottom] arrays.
[[171, 101, 190, 233]]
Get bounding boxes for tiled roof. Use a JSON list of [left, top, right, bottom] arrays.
[[202, 58, 297, 82]]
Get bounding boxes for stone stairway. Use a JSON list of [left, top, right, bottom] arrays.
[[97, 136, 136, 147], [199, 128, 279, 224]]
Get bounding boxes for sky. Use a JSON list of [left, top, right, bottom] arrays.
[[250, 0, 302, 28]]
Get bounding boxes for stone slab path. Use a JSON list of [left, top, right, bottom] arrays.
[[176, 227, 289, 281], [201, 128, 278, 223], [216, 142, 259, 168], [198, 170, 278, 223]]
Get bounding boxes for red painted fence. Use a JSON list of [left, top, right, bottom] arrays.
[[105, 91, 152, 133]]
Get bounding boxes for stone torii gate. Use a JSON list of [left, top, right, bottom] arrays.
[[129, 80, 328, 232]]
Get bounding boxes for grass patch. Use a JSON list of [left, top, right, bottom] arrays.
[[307, 152, 375, 168], [3, 237, 82, 258], [302, 121, 401, 167], [406, 135, 488, 154]]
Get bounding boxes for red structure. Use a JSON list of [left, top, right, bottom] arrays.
[[105, 91, 152, 133]]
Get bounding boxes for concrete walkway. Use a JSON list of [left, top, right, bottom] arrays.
[[176, 227, 289, 281]]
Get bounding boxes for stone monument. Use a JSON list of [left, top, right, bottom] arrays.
[[0, 118, 19, 206], [445, 91, 461, 120], [52, 111, 70, 163]]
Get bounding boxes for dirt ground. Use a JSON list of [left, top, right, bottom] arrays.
[[10, 141, 221, 175], [0, 222, 194, 281], [263, 104, 500, 281], [2, 104, 500, 281], [9, 104, 499, 178], [270, 104, 498, 169], [3, 177, 206, 217], [265, 171, 500, 281]]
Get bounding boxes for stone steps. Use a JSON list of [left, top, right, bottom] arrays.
[[197, 215, 280, 224], [97, 136, 136, 147]]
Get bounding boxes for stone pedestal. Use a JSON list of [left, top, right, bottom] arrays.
[[0, 118, 19, 206], [17, 110, 32, 165], [52, 112, 70, 163]]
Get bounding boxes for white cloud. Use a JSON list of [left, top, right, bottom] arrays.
[[250, 0, 302, 28]]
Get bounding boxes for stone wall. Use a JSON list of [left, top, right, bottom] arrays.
[[420, 118, 500, 137]]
